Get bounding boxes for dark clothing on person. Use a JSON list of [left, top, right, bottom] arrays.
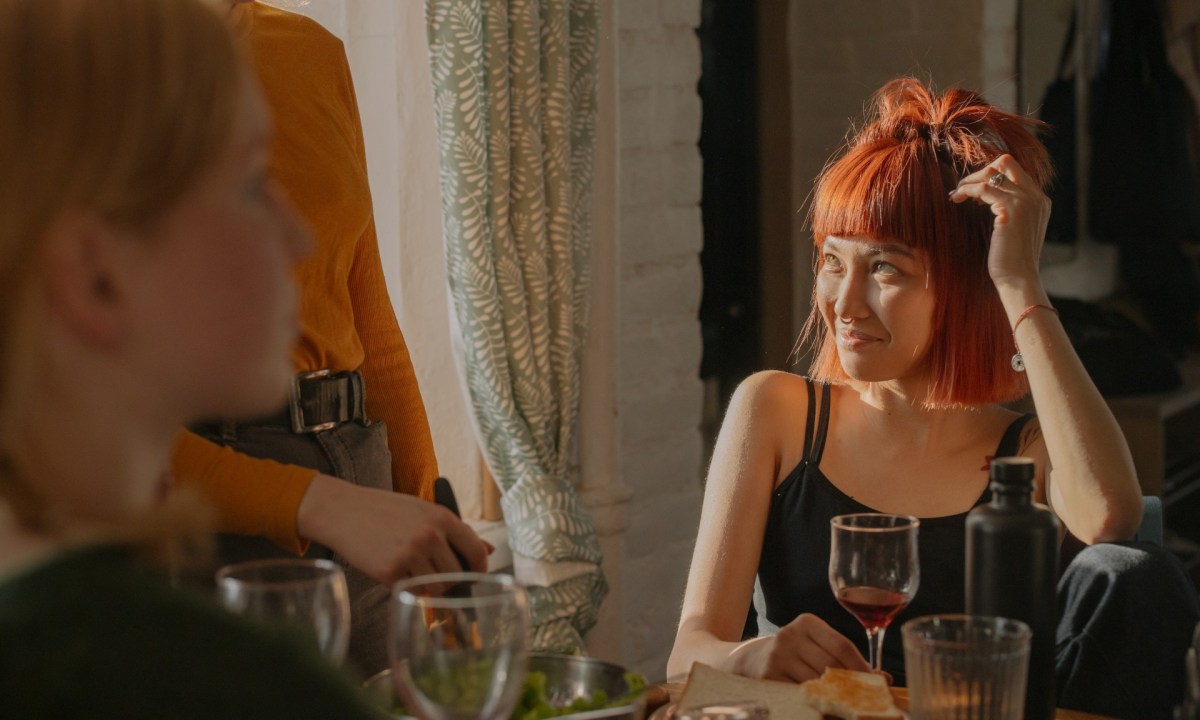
[[1056, 541, 1200, 719], [756, 380, 1032, 683], [755, 378, 1200, 719], [193, 417, 393, 677], [0, 544, 382, 719]]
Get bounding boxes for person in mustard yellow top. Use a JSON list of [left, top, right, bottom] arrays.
[[172, 0, 486, 675]]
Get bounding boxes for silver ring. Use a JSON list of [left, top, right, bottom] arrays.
[[989, 172, 1006, 188]]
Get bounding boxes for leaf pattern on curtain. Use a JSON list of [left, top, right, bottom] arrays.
[[426, 0, 604, 652]]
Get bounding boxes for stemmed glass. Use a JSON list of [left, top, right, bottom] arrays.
[[829, 513, 920, 671], [389, 572, 530, 720], [215, 557, 351, 664]]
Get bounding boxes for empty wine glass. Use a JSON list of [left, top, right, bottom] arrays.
[[216, 557, 351, 664], [829, 513, 920, 671], [389, 572, 529, 720]]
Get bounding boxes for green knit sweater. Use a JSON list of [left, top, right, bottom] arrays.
[[0, 544, 385, 719]]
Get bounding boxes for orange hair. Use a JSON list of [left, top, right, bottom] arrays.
[[802, 77, 1052, 408]]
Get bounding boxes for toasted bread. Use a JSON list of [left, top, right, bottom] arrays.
[[678, 663, 820, 720], [797, 668, 902, 720]]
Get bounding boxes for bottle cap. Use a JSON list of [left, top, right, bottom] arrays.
[[989, 456, 1035, 491]]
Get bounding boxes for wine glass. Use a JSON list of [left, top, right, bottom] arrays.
[[215, 557, 351, 664], [829, 513, 920, 671], [389, 572, 529, 720]]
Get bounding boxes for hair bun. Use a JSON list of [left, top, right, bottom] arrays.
[[859, 77, 1052, 188]]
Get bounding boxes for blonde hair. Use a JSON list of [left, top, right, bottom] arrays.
[[0, 0, 240, 542]]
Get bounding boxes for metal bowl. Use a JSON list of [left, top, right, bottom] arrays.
[[365, 653, 646, 720]]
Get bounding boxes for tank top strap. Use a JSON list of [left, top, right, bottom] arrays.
[[810, 381, 832, 463], [994, 413, 1036, 457], [802, 377, 816, 460]]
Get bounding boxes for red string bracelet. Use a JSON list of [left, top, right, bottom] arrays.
[[1010, 304, 1059, 372]]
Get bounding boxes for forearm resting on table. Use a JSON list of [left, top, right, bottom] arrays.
[[669, 622, 768, 679]]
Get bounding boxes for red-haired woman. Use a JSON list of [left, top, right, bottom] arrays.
[[669, 77, 1199, 719]]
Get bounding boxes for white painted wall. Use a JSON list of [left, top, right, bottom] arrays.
[[612, 0, 705, 678]]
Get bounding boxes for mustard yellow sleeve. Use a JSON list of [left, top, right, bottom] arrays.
[[171, 430, 318, 555], [350, 221, 439, 500], [338, 56, 439, 500]]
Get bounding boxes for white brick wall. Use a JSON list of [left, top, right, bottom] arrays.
[[615, 0, 705, 678]]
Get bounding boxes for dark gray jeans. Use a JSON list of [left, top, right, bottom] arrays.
[[193, 419, 393, 678]]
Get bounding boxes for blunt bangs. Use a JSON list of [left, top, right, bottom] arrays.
[[803, 78, 1054, 408]]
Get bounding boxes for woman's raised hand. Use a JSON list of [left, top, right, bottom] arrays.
[[949, 153, 1052, 289], [749, 613, 872, 683]]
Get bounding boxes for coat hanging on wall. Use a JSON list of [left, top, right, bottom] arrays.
[[1088, 0, 1200, 353]]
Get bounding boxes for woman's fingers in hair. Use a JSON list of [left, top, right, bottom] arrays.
[[949, 156, 1033, 218], [953, 154, 1036, 193], [950, 154, 1036, 202], [948, 178, 1010, 216], [993, 155, 1039, 186]]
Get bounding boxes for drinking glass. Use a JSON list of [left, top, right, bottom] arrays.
[[389, 572, 530, 720], [902, 614, 1031, 720], [215, 558, 350, 664], [829, 513, 920, 670]]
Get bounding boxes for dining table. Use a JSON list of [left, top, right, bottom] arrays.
[[645, 680, 1119, 720]]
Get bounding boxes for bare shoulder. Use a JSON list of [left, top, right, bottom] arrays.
[[721, 372, 819, 480], [727, 371, 812, 424]]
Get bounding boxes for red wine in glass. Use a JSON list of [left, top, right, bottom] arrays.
[[835, 586, 909, 630], [829, 513, 920, 671]]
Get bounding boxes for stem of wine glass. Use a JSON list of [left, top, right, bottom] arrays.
[[865, 626, 885, 671]]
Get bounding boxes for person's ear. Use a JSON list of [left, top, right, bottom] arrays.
[[39, 214, 127, 348]]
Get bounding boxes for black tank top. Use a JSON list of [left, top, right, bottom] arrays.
[[755, 379, 1033, 684]]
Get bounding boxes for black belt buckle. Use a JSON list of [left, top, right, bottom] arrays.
[[289, 369, 339, 433]]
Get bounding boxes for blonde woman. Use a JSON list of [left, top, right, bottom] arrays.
[[0, 0, 384, 715]]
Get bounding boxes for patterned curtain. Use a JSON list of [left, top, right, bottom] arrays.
[[425, 0, 604, 652]]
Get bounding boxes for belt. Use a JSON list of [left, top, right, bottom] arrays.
[[272, 369, 366, 433]]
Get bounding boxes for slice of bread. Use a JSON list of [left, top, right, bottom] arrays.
[[797, 668, 902, 720], [678, 663, 820, 720]]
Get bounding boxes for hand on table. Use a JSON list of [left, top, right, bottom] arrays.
[[750, 613, 872, 683], [296, 473, 490, 585]]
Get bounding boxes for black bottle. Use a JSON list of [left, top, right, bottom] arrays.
[[966, 456, 1060, 720]]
